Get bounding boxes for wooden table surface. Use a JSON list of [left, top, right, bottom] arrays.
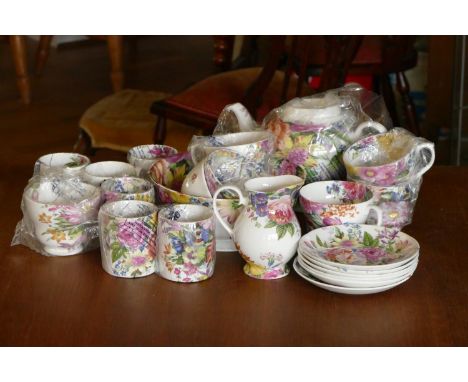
[[1, 166, 467, 346]]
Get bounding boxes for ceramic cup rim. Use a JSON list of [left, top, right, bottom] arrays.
[[84, 161, 136, 177], [99, 200, 157, 220], [151, 177, 238, 207], [128, 144, 178, 161], [244, 175, 304, 193], [299, 181, 374, 207], [343, 130, 416, 170], [37, 152, 90, 169], [101, 176, 153, 195], [158, 204, 213, 224], [205, 131, 272, 149], [23, 180, 101, 206]]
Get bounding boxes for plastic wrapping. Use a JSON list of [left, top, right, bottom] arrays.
[[101, 176, 156, 204], [343, 127, 435, 186], [262, 84, 391, 184], [343, 127, 435, 229], [12, 175, 102, 256], [99, 200, 157, 278], [127, 144, 178, 178], [188, 130, 274, 165], [34, 152, 90, 177], [155, 204, 216, 283], [212, 103, 259, 135]]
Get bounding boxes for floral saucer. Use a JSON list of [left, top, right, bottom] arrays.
[[299, 223, 419, 270], [293, 258, 411, 295]]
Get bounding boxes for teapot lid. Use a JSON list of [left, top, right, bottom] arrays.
[[282, 93, 345, 125]]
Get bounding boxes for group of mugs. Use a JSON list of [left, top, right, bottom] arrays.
[[25, 150, 219, 282]]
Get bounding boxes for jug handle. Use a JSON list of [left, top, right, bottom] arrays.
[[413, 142, 435, 178], [354, 121, 387, 137], [224, 103, 256, 131], [368, 205, 383, 226], [213, 185, 248, 238]]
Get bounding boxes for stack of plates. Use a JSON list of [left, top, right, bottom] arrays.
[[294, 224, 420, 295]]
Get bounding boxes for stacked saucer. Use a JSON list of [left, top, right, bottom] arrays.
[[294, 224, 419, 295]]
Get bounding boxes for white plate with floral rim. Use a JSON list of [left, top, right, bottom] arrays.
[[299, 224, 420, 271], [298, 247, 419, 277], [293, 258, 411, 295], [296, 256, 418, 288], [297, 250, 419, 280]]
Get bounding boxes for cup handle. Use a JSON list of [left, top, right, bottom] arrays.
[[368, 205, 383, 226], [213, 185, 247, 238], [413, 141, 435, 178], [355, 121, 387, 137]]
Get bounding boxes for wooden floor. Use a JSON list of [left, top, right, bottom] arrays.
[[0, 36, 216, 170]]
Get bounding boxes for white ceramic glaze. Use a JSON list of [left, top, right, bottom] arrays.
[[23, 179, 101, 256], [180, 158, 211, 198], [35, 152, 90, 175], [213, 175, 304, 280], [83, 161, 136, 186]]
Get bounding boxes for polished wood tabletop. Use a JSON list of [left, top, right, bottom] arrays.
[[1, 166, 467, 346]]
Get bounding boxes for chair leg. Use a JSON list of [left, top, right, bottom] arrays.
[[395, 71, 420, 136], [35, 35, 53, 75], [107, 36, 124, 92], [153, 116, 167, 144], [380, 74, 399, 126], [74, 129, 96, 156], [9, 36, 31, 104]]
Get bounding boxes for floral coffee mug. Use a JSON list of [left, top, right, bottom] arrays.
[[99, 200, 158, 278], [155, 204, 216, 283]]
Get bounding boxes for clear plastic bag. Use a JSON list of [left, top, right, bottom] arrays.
[[262, 84, 391, 184], [11, 174, 102, 256]]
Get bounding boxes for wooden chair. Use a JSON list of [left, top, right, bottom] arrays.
[[150, 36, 363, 144], [222, 36, 420, 135], [305, 36, 420, 135], [35, 35, 124, 92]]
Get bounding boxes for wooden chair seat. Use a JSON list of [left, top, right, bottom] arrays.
[[76, 89, 194, 153]]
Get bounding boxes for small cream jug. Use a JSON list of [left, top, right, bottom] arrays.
[[213, 175, 304, 280]]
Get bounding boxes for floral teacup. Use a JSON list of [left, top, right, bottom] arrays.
[[101, 177, 155, 204], [35, 152, 90, 176], [23, 179, 101, 256], [127, 144, 178, 177], [155, 204, 216, 283], [364, 176, 422, 228], [299, 181, 383, 230], [188, 130, 274, 167], [83, 161, 136, 187], [99, 200, 158, 278], [343, 127, 435, 186]]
